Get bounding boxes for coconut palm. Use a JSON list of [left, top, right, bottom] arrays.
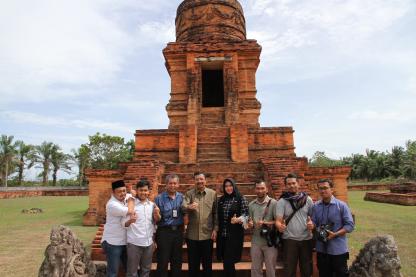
[[0, 135, 18, 187], [15, 141, 36, 186], [35, 142, 55, 185], [71, 145, 90, 186], [403, 140, 416, 179], [51, 145, 72, 186]]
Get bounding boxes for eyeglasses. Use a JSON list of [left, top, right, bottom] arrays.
[[318, 186, 331, 191]]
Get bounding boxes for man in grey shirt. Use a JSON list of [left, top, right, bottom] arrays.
[[247, 180, 278, 277], [276, 173, 314, 277]]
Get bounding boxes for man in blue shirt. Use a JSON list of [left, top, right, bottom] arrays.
[[311, 179, 354, 277], [154, 174, 184, 277]]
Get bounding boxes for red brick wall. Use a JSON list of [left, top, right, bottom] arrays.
[[0, 189, 88, 199], [364, 192, 416, 206]]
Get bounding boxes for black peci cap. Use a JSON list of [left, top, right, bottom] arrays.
[[112, 180, 125, 190]]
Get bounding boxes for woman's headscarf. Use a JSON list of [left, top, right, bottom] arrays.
[[222, 178, 241, 198]]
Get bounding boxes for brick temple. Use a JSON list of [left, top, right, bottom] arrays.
[[84, 0, 351, 274]]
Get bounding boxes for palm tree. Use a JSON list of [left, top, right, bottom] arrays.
[[403, 140, 416, 179], [35, 142, 55, 185], [15, 141, 36, 186], [387, 146, 404, 178], [0, 135, 18, 187], [51, 145, 72, 186], [71, 145, 90, 186]]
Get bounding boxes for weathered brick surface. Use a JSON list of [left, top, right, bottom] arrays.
[[390, 182, 416, 194], [0, 189, 88, 199], [364, 192, 416, 206], [348, 184, 391, 191]]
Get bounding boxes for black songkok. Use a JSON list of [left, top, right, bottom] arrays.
[[111, 180, 125, 190]]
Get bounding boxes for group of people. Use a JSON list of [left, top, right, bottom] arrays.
[[101, 172, 354, 277]]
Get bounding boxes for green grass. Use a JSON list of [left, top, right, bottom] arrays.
[[348, 191, 416, 277], [0, 196, 96, 277], [0, 193, 415, 276]]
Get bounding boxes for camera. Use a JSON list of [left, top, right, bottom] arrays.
[[260, 224, 279, 247], [316, 223, 334, 243]]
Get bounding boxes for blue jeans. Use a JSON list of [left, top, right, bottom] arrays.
[[102, 240, 127, 277]]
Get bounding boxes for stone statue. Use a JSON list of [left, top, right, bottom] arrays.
[[349, 235, 402, 277], [39, 225, 96, 277]]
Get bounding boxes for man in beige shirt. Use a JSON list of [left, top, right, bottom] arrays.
[[182, 173, 218, 277]]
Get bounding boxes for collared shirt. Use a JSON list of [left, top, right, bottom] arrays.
[[248, 196, 278, 247], [122, 198, 156, 247], [102, 195, 129, 245], [276, 196, 314, 241], [182, 187, 218, 241], [155, 191, 184, 227], [311, 196, 354, 255]]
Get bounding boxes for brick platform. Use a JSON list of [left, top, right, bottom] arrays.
[[364, 192, 416, 206], [83, 0, 351, 275]]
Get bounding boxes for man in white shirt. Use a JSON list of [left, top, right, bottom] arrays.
[[101, 180, 133, 277], [123, 178, 161, 277]]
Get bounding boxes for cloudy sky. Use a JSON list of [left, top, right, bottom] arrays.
[[1, 0, 415, 178]]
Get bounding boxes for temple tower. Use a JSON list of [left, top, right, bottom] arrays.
[[85, 3, 351, 273], [165, 0, 261, 129]]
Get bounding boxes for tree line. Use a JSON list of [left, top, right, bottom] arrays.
[[0, 133, 134, 187], [2, 132, 415, 186], [309, 140, 416, 181]]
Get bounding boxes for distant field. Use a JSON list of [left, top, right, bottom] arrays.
[[348, 191, 416, 277], [0, 196, 96, 277], [0, 193, 415, 276]]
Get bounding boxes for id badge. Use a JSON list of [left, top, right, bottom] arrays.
[[172, 209, 178, 218]]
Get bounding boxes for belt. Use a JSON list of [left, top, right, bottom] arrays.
[[159, 225, 184, 231]]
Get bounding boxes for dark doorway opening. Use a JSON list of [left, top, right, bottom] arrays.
[[202, 69, 224, 107]]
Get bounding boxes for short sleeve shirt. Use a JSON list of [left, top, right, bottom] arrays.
[[276, 196, 314, 241]]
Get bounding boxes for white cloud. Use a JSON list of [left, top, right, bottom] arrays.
[[137, 21, 175, 46], [407, 76, 416, 95], [0, 0, 141, 104], [348, 108, 416, 122], [244, 0, 415, 75], [0, 110, 133, 133]]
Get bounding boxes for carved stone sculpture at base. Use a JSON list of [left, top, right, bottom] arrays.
[[39, 225, 96, 277], [349, 235, 402, 277]]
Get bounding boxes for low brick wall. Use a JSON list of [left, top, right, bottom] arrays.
[[0, 187, 88, 199], [348, 184, 391, 191], [364, 192, 416, 206]]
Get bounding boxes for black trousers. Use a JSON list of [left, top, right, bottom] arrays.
[[317, 252, 349, 277], [283, 239, 313, 277], [155, 227, 183, 277], [219, 236, 237, 277], [186, 239, 213, 277]]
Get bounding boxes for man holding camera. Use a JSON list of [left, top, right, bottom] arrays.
[[247, 180, 278, 277], [276, 173, 314, 277], [311, 179, 354, 277]]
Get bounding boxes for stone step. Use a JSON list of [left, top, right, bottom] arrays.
[[198, 136, 229, 144], [161, 172, 258, 185], [164, 161, 261, 174], [92, 261, 285, 277], [198, 127, 229, 137], [197, 142, 229, 150], [158, 182, 257, 195], [92, 241, 264, 263]]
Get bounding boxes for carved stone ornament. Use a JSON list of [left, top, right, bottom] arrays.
[[175, 0, 246, 42], [39, 225, 96, 277], [349, 235, 402, 277]]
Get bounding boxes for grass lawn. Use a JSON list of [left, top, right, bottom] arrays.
[[348, 191, 416, 277], [0, 193, 415, 276], [0, 196, 97, 277]]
